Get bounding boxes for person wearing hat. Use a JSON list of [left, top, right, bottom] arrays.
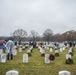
[[5, 38, 14, 60]]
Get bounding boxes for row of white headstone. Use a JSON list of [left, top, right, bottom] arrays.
[[38, 46, 65, 54], [0, 48, 17, 63], [38, 46, 74, 64], [41, 44, 74, 56], [6, 70, 71, 75], [5, 44, 73, 75], [23, 46, 51, 64], [27, 46, 33, 54], [41, 45, 66, 53], [22, 45, 74, 64], [0, 46, 73, 64], [0, 45, 20, 63], [0, 45, 33, 63], [41, 42, 76, 48], [42, 42, 76, 50], [38, 46, 50, 63], [38, 46, 45, 54], [23, 46, 33, 63]]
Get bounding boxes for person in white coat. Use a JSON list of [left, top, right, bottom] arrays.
[[5, 39, 14, 60]]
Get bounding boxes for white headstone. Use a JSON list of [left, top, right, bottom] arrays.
[[50, 48, 52, 52], [63, 47, 66, 50], [44, 46, 47, 49], [38, 46, 40, 50], [6, 70, 19, 75], [12, 50, 17, 56], [75, 45, 76, 47], [19, 48, 22, 52], [22, 46, 25, 49], [60, 48, 63, 52], [68, 47, 72, 53], [55, 46, 57, 49], [0, 49, 3, 55], [47, 47, 49, 50], [67, 44, 69, 48], [59, 71, 71, 75], [30, 46, 33, 50], [23, 54, 28, 63], [55, 50, 59, 53], [40, 48, 42, 53], [66, 54, 71, 59], [59, 43, 64, 48], [27, 50, 31, 53], [14, 46, 17, 49], [41, 50, 45, 54], [25, 45, 29, 48], [1, 53, 6, 63], [45, 54, 50, 64]]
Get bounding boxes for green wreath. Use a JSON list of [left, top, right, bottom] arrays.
[[65, 58, 73, 64]]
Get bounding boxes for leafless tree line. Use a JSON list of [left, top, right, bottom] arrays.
[[0, 29, 76, 44]]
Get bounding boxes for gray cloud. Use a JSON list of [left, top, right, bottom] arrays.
[[0, 0, 76, 36]]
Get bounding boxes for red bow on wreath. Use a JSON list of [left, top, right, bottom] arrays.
[[49, 54, 55, 61]]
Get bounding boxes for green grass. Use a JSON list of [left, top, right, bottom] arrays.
[[0, 47, 76, 75]]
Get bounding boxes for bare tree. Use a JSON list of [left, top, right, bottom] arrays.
[[30, 30, 38, 41], [12, 29, 27, 45], [43, 29, 53, 43], [52, 33, 61, 42]]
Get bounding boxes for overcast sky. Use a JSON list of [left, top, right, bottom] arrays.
[[0, 0, 76, 36]]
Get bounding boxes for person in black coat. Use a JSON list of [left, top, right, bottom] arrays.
[[69, 41, 72, 47]]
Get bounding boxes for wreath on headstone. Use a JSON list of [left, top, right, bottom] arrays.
[[69, 52, 73, 56], [49, 46, 51, 48], [54, 48, 60, 57], [65, 58, 73, 64], [41, 53, 45, 57], [27, 53, 31, 56], [31, 49, 33, 53], [16, 46, 18, 50], [22, 48, 25, 50], [49, 54, 55, 61]]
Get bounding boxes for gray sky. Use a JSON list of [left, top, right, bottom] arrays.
[[0, 0, 76, 36]]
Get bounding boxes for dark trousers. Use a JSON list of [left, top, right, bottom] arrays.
[[7, 53, 13, 60]]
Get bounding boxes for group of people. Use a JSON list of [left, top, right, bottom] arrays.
[[29, 41, 37, 48], [64, 41, 76, 47]]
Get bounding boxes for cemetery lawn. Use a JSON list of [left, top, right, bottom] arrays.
[[0, 47, 76, 75]]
